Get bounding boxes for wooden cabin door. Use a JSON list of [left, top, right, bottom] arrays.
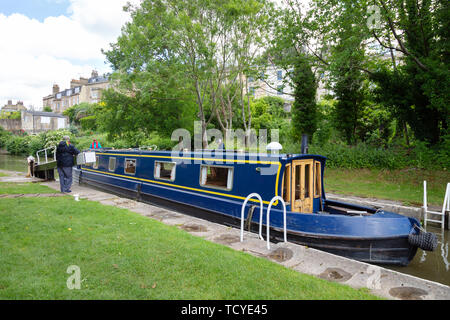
[[291, 160, 314, 213]]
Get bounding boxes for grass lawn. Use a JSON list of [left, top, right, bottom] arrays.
[[0, 182, 57, 195], [324, 168, 450, 207], [0, 195, 379, 300], [0, 172, 9, 177]]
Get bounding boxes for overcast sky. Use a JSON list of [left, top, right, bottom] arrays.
[[0, 0, 139, 110]]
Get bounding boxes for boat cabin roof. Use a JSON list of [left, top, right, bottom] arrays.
[[90, 148, 327, 166]]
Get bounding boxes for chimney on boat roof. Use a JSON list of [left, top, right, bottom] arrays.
[[301, 134, 309, 154]]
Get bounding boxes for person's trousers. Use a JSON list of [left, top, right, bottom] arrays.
[[57, 166, 73, 193]]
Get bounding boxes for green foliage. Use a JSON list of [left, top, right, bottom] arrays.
[[5, 136, 29, 155], [42, 130, 72, 149], [42, 106, 53, 112], [0, 111, 21, 120], [0, 126, 12, 149], [4, 129, 73, 156], [250, 96, 288, 131], [80, 115, 97, 131], [291, 55, 318, 139], [307, 141, 449, 170], [99, 89, 195, 143], [63, 103, 99, 126]]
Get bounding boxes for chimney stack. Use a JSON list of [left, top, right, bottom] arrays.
[[52, 84, 60, 94], [7, 100, 12, 105]]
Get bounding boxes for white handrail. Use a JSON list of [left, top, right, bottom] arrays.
[[266, 196, 287, 250], [240, 193, 263, 242], [424, 181, 449, 229], [440, 183, 450, 229], [36, 146, 56, 164]]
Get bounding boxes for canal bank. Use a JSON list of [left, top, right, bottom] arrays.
[[18, 171, 450, 299], [327, 193, 450, 286], [41, 178, 450, 299], [1, 169, 449, 299]]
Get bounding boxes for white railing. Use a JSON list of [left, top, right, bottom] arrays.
[[36, 146, 56, 164], [240, 194, 288, 250], [240, 193, 263, 242], [424, 181, 449, 229], [139, 145, 158, 151], [266, 196, 287, 250]]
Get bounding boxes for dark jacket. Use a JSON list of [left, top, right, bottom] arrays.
[[56, 141, 80, 167]]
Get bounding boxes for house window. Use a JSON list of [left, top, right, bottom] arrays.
[[108, 157, 116, 172], [154, 161, 176, 181], [277, 85, 283, 95], [124, 158, 136, 175], [200, 165, 233, 190], [259, 71, 265, 80], [277, 70, 282, 80]]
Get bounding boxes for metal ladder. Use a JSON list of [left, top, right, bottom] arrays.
[[240, 194, 287, 250], [423, 181, 449, 229]]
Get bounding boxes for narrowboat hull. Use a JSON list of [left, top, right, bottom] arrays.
[[75, 166, 419, 266]]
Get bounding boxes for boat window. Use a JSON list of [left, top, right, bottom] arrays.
[[154, 161, 176, 181], [314, 161, 321, 197], [125, 158, 136, 175], [304, 164, 310, 198], [282, 164, 291, 202], [93, 156, 99, 169], [200, 165, 233, 190], [108, 157, 116, 172], [294, 165, 301, 200]]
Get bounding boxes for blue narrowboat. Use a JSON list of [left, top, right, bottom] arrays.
[[74, 148, 436, 266]]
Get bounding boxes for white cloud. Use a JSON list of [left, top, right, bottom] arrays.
[[0, 0, 140, 110]]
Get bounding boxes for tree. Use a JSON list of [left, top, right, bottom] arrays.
[[103, 0, 271, 148], [291, 55, 318, 141], [370, 0, 449, 145]]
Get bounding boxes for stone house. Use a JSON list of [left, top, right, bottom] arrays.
[[0, 110, 69, 134], [43, 70, 110, 114]]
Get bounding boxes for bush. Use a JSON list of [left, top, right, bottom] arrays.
[[80, 116, 97, 131], [5, 136, 29, 155], [0, 127, 12, 149], [307, 142, 449, 170]]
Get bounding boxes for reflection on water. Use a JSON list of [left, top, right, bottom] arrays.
[[0, 153, 28, 172], [390, 226, 449, 286]]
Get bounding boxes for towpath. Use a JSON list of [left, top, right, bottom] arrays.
[[1, 170, 449, 300]]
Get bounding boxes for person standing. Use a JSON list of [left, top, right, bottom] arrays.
[[91, 139, 102, 149], [56, 135, 80, 193]]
